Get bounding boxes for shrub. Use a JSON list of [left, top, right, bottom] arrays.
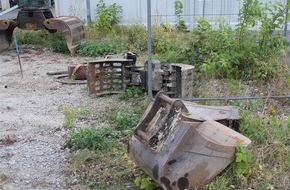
[[15, 30, 69, 53], [127, 24, 148, 53], [94, 0, 123, 34], [174, 0, 187, 31], [152, 25, 188, 63], [182, 0, 288, 80], [118, 86, 144, 100], [76, 39, 126, 57], [66, 126, 120, 151]]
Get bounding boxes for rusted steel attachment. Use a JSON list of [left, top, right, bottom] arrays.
[[0, 19, 17, 51], [136, 61, 195, 98], [87, 58, 135, 95], [0, 0, 84, 54], [86, 59, 195, 98], [128, 92, 251, 190], [44, 17, 85, 54], [68, 63, 87, 80]]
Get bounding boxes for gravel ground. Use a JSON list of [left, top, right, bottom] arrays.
[[0, 47, 113, 190]]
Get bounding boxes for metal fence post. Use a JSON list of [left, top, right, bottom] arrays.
[[284, 0, 289, 37], [203, 0, 206, 18], [86, 0, 92, 25], [147, 0, 153, 103]]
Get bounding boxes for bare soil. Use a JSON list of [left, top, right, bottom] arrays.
[[0, 47, 116, 190]]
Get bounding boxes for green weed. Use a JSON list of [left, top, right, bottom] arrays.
[[63, 104, 77, 129], [49, 32, 69, 53], [109, 111, 139, 139], [76, 39, 126, 57], [118, 86, 144, 100], [179, 0, 288, 81], [15, 30, 69, 53], [67, 146, 142, 190], [134, 176, 158, 190], [94, 0, 123, 34], [127, 23, 148, 53], [204, 175, 232, 190], [174, 0, 187, 31], [234, 142, 252, 182], [65, 126, 120, 151]]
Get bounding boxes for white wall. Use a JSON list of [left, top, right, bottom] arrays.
[[54, 0, 287, 28], [0, 0, 10, 10]]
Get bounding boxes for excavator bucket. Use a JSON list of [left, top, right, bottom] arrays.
[[0, 19, 17, 51], [0, 1, 84, 54], [44, 16, 85, 54], [128, 92, 251, 190]]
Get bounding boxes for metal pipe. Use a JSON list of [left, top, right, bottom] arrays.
[[13, 34, 23, 78], [183, 95, 290, 102], [284, 0, 289, 37], [147, 0, 153, 103], [203, 0, 206, 18], [86, 0, 91, 26]]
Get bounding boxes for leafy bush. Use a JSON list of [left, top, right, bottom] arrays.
[[15, 30, 69, 53], [152, 25, 188, 63], [66, 126, 120, 151], [49, 32, 69, 53], [63, 104, 77, 129], [134, 176, 158, 190], [127, 24, 148, 53], [16, 30, 48, 46], [76, 39, 126, 57], [94, 0, 123, 34], [118, 87, 144, 100], [235, 142, 252, 182], [174, 0, 187, 31], [112, 111, 139, 131], [182, 3, 287, 80]]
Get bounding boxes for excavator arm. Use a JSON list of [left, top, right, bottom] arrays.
[[0, 0, 84, 54]]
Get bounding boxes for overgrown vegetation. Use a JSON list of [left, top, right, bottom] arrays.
[[183, 0, 288, 80], [94, 0, 123, 33], [15, 30, 69, 53], [76, 39, 126, 57], [63, 81, 290, 190], [174, 0, 187, 31], [63, 89, 152, 189], [12, 0, 290, 189], [14, 0, 289, 82]]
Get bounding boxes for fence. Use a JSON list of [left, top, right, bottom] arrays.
[[56, 0, 289, 30]]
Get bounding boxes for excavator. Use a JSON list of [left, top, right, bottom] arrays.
[[0, 0, 84, 54]]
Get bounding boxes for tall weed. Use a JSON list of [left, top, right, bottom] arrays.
[[94, 0, 123, 34]]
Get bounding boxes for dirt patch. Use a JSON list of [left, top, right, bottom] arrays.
[[0, 47, 117, 190], [0, 135, 17, 146]]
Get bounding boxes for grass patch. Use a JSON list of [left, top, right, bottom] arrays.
[[63, 93, 154, 189], [67, 147, 143, 190], [65, 126, 120, 151], [15, 30, 69, 53]]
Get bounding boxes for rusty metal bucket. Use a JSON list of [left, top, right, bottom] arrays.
[[0, 14, 84, 54], [44, 16, 85, 54], [128, 92, 251, 190], [0, 19, 17, 51]]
